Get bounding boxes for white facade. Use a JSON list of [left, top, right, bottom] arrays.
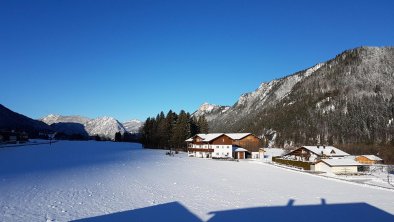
[[212, 145, 233, 158], [251, 152, 260, 159], [315, 161, 358, 174], [187, 144, 233, 158]]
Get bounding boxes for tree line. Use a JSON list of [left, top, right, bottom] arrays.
[[140, 110, 208, 150]]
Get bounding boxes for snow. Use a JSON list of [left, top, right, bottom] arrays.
[[361, 155, 383, 161], [1, 141, 394, 222], [319, 159, 362, 166], [388, 118, 393, 127], [41, 115, 127, 139], [224, 133, 251, 140], [301, 146, 350, 157], [122, 119, 143, 133], [233, 147, 248, 152], [304, 63, 325, 78], [186, 133, 252, 142]]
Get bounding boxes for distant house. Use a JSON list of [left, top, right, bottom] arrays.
[[0, 131, 29, 144], [314, 159, 362, 174], [185, 133, 262, 159], [355, 155, 383, 165], [282, 145, 350, 163]]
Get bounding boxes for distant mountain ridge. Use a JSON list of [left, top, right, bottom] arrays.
[[41, 114, 142, 139], [0, 104, 52, 133], [194, 46, 394, 148], [123, 119, 143, 133], [0, 103, 142, 140]]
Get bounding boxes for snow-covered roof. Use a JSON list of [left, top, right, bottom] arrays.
[[186, 133, 256, 142], [318, 159, 362, 167], [302, 146, 349, 157], [360, 155, 382, 161], [185, 133, 225, 142], [225, 133, 251, 140], [233, 147, 248, 152]]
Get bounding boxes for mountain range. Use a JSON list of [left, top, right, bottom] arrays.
[[40, 114, 142, 139], [0, 105, 143, 140], [193, 46, 394, 148]]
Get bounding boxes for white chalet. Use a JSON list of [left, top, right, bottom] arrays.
[[282, 145, 350, 162], [185, 133, 262, 159]]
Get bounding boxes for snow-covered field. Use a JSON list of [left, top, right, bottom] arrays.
[[1, 141, 394, 222]]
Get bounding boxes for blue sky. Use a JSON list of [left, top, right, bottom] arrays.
[[1, 0, 393, 122]]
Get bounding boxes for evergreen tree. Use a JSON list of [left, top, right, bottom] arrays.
[[115, 132, 122, 142], [171, 110, 190, 149], [197, 115, 209, 133]]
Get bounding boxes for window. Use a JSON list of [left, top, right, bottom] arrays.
[[227, 146, 230, 148], [216, 146, 219, 148]]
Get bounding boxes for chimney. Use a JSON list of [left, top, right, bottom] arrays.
[[317, 144, 320, 148], [323, 145, 326, 149]]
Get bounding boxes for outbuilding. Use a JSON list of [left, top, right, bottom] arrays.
[[314, 159, 361, 174], [233, 147, 248, 159]]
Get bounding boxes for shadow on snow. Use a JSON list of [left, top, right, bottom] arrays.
[[72, 199, 394, 222], [0, 140, 141, 176]]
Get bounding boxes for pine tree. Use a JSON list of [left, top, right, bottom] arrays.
[[171, 110, 190, 149], [115, 132, 122, 142], [198, 115, 209, 133]]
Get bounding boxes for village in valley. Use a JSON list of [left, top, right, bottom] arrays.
[[2, 0, 394, 221], [185, 132, 393, 189]]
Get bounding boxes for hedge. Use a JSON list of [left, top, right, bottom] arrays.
[[272, 157, 313, 170]]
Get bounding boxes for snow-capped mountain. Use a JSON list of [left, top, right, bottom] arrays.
[[85, 117, 127, 139], [41, 115, 130, 139], [198, 47, 394, 147], [41, 114, 90, 125], [122, 119, 143, 133], [192, 102, 230, 121]]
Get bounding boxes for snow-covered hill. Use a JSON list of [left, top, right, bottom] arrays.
[[0, 141, 393, 221], [122, 119, 143, 133], [198, 47, 394, 148]]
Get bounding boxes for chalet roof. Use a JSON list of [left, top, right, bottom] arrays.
[[185, 133, 225, 142], [360, 155, 382, 161], [225, 133, 251, 140], [185, 133, 255, 142], [302, 146, 350, 157], [318, 159, 362, 167]]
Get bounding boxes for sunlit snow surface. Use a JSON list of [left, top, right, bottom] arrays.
[[1, 141, 394, 222]]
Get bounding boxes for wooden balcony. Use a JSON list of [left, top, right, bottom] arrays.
[[187, 148, 214, 152]]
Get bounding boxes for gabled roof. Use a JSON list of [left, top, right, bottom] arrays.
[[233, 147, 248, 152], [318, 159, 362, 167], [185, 133, 224, 142], [301, 146, 350, 157], [185, 133, 256, 142], [360, 155, 382, 161], [225, 133, 251, 140]]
